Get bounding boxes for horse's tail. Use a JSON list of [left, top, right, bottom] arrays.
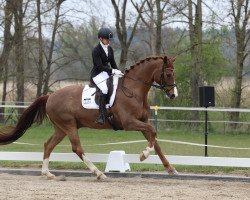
[[0, 95, 49, 145]]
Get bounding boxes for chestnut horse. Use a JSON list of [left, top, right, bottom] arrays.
[[0, 55, 178, 179]]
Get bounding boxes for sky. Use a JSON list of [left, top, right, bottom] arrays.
[[60, 0, 232, 29]]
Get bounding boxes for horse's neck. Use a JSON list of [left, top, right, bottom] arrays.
[[133, 59, 161, 84], [125, 59, 161, 98]]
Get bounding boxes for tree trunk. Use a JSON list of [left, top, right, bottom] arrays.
[[119, 45, 129, 69], [188, 0, 203, 127], [36, 0, 44, 97], [229, 0, 249, 129], [0, 0, 14, 122], [155, 0, 163, 55], [13, 0, 25, 115], [149, 0, 156, 55]]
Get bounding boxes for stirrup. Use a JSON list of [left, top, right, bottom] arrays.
[[95, 115, 105, 124]]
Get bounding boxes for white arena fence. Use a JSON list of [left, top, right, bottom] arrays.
[[0, 104, 250, 169], [0, 151, 250, 170], [1, 103, 250, 127]]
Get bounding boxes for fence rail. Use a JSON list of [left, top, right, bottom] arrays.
[[1, 104, 250, 124], [1, 104, 250, 112], [1, 152, 249, 168]]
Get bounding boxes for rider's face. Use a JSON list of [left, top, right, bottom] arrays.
[[100, 38, 110, 45]]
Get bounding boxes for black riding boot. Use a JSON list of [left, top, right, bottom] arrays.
[[95, 94, 107, 124]]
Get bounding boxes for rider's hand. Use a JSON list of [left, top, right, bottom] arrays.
[[112, 69, 124, 77]]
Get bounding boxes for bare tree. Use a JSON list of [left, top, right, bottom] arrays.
[[36, 0, 44, 97], [43, 0, 66, 95], [133, 0, 186, 55], [111, 0, 146, 69], [0, 0, 14, 122], [134, 0, 166, 55], [188, 0, 203, 123], [229, 0, 249, 128], [13, 0, 25, 114], [58, 18, 99, 81]]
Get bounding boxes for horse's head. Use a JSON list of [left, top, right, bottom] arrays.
[[154, 55, 178, 99]]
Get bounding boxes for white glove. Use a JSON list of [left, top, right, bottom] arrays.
[[112, 69, 124, 77]]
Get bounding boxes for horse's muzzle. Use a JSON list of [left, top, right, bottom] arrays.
[[165, 93, 175, 99], [170, 94, 175, 99]]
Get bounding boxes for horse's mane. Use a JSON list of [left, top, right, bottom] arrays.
[[125, 56, 164, 74]]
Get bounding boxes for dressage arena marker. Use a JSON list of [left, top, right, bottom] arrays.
[[105, 151, 131, 172]]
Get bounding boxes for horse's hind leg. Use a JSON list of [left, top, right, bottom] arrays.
[[67, 128, 107, 180], [42, 127, 66, 179]]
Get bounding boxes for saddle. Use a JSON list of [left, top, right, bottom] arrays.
[[82, 75, 122, 131]]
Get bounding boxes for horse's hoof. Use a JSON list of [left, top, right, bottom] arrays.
[[55, 175, 67, 181], [168, 168, 178, 175], [139, 152, 146, 161], [42, 172, 56, 179], [97, 173, 107, 180], [42, 170, 56, 179]]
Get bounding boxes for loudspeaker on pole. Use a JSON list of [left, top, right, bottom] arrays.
[[199, 86, 215, 107]]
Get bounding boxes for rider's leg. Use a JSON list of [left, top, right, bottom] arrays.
[[92, 72, 109, 124], [95, 93, 107, 124]]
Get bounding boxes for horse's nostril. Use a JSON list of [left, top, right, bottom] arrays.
[[171, 94, 175, 99]]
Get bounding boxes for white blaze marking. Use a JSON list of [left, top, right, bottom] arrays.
[[174, 83, 178, 97]]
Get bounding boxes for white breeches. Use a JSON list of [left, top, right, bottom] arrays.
[[92, 71, 109, 94]]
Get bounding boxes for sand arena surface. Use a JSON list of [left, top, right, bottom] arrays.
[[0, 173, 249, 200]]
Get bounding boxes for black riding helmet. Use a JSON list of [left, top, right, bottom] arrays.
[[98, 28, 113, 40]]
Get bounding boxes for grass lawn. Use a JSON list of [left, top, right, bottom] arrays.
[[1, 124, 249, 157], [0, 124, 249, 174]]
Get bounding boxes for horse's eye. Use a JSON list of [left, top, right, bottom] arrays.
[[167, 74, 172, 78]]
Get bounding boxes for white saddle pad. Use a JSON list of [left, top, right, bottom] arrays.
[[82, 75, 119, 109]]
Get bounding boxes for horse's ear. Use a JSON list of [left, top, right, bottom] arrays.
[[171, 55, 177, 63], [163, 55, 168, 62]]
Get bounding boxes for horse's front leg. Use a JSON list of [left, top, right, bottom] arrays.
[[139, 120, 178, 175], [153, 140, 178, 175], [123, 119, 157, 161], [124, 119, 178, 175], [141, 131, 178, 175]]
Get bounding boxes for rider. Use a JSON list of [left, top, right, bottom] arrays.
[[91, 27, 123, 124]]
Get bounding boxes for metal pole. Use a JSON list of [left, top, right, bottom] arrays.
[[205, 108, 208, 157], [154, 105, 158, 135]]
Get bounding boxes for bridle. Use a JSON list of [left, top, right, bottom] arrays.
[[153, 59, 176, 93], [122, 58, 176, 95]]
